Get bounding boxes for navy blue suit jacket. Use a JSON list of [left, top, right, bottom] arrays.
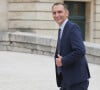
[[55, 21, 90, 87]]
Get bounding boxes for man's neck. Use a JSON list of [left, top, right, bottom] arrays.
[[59, 18, 68, 29]]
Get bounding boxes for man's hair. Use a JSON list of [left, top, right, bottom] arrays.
[[52, 2, 68, 10]]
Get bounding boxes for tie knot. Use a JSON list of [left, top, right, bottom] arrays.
[[58, 28, 61, 34], [59, 28, 61, 31], [58, 28, 61, 39]]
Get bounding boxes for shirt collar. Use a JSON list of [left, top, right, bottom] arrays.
[[60, 18, 68, 31]]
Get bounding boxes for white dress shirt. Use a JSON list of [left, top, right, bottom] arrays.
[[59, 18, 68, 39]]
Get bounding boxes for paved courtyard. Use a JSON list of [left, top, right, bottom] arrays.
[[0, 51, 100, 90]]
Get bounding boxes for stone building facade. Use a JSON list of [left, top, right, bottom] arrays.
[[0, 0, 100, 43]]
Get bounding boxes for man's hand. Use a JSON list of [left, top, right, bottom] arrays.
[[56, 54, 62, 67]]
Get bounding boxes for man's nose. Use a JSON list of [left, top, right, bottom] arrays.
[[55, 13, 59, 17]]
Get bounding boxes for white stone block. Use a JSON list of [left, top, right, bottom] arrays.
[[95, 22, 100, 30], [94, 31, 100, 38], [34, 30, 58, 37], [0, 32, 9, 41], [36, 45, 51, 52], [8, 12, 53, 20], [9, 32, 36, 43], [10, 42, 37, 50], [8, 0, 37, 2], [32, 49, 43, 55], [96, 5, 100, 13], [94, 39, 100, 44], [95, 14, 100, 21], [86, 55, 100, 65], [9, 21, 58, 29], [7, 46, 32, 53], [9, 3, 53, 11], [96, 0, 100, 4], [36, 37, 51, 46], [0, 41, 10, 45], [0, 0, 8, 31], [85, 42, 100, 56], [0, 45, 8, 51], [8, 0, 62, 3]]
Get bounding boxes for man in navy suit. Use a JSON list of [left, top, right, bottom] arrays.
[[52, 3, 90, 90]]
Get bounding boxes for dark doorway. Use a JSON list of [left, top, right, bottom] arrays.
[[64, 1, 86, 40]]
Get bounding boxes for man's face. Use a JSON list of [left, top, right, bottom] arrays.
[[52, 5, 69, 26]]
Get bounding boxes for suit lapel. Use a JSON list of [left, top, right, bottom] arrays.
[[60, 21, 70, 52], [60, 21, 69, 43]]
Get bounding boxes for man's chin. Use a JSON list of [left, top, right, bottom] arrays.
[[58, 22, 62, 26]]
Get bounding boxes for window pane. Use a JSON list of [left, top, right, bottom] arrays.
[[72, 3, 85, 16]]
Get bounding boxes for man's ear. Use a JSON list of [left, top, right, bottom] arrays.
[[66, 10, 69, 17]]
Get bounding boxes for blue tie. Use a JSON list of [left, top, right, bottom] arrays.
[[57, 28, 61, 54], [57, 28, 62, 74]]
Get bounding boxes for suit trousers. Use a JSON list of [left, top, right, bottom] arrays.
[[60, 80, 89, 90]]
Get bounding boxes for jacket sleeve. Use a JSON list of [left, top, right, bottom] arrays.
[[62, 24, 86, 67]]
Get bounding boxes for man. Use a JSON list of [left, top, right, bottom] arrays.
[[52, 3, 90, 90]]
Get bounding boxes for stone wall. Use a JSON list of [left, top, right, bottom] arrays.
[[0, 0, 8, 31], [93, 0, 100, 43], [0, 0, 100, 43], [0, 32, 100, 65], [7, 0, 100, 43], [1, 0, 100, 43], [8, 0, 62, 36], [0, 32, 56, 56], [85, 42, 100, 65]]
